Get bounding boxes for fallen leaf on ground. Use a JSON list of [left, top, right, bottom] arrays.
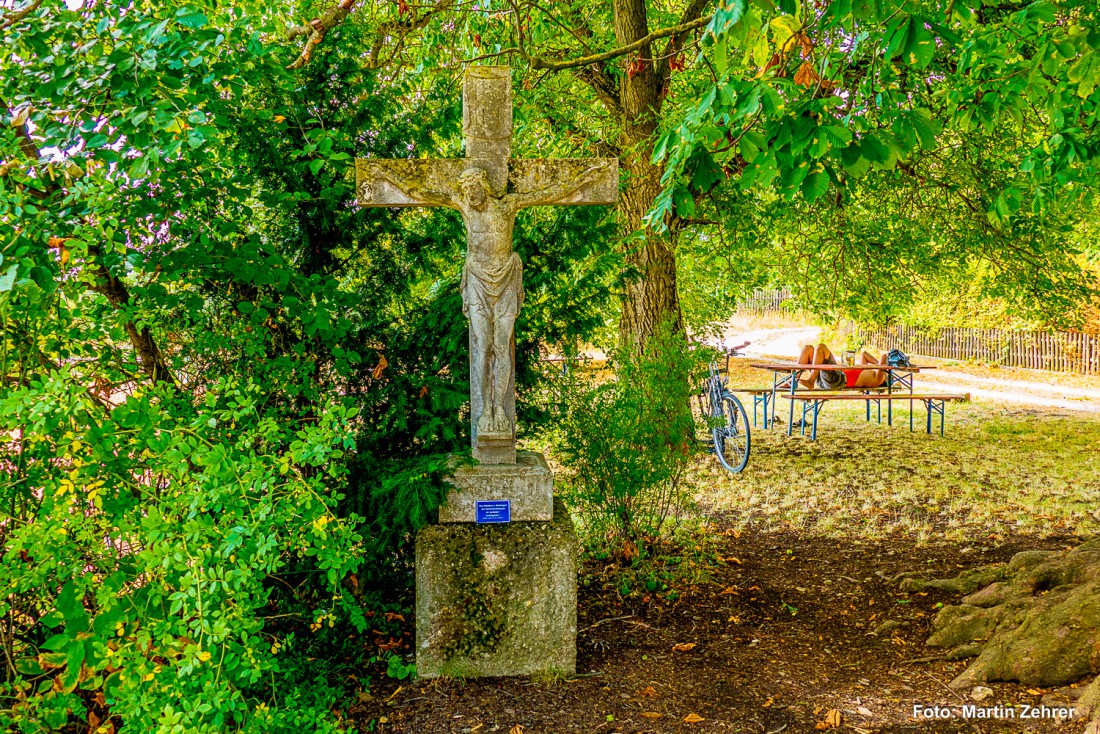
[[641, 712, 662, 719], [1027, 688, 1044, 695], [762, 697, 774, 708], [719, 587, 739, 595], [509, 726, 524, 734], [638, 685, 657, 697], [816, 709, 843, 729], [721, 556, 743, 564], [672, 642, 697, 652], [384, 612, 405, 623], [857, 706, 873, 716], [684, 713, 705, 723]]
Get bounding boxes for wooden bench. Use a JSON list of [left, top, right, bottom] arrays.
[[730, 387, 888, 429], [780, 393, 970, 440]]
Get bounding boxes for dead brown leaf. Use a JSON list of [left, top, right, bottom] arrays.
[[794, 60, 820, 87], [640, 712, 662, 719], [372, 354, 389, 379], [684, 713, 705, 723], [816, 709, 843, 729], [509, 726, 525, 734], [384, 612, 405, 623], [638, 685, 657, 697], [762, 697, 774, 708], [672, 642, 697, 652]]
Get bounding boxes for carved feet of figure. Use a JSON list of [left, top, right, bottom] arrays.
[[477, 405, 512, 440]]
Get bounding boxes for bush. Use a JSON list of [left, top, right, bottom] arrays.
[[0, 375, 364, 732], [551, 325, 701, 558]]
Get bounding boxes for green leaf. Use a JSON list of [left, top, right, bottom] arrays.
[[902, 17, 936, 68], [85, 133, 109, 149], [177, 11, 208, 29], [671, 185, 695, 218], [715, 35, 729, 76], [860, 133, 891, 163], [14, 657, 44, 676], [42, 634, 71, 652], [883, 14, 910, 60], [309, 159, 324, 176], [59, 643, 83, 693], [841, 143, 870, 178], [689, 149, 724, 192], [822, 125, 852, 146], [0, 264, 16, 292], [801, 169, 830, 202]]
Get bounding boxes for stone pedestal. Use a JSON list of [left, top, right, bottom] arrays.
[[415, 497, 578, 678], [439, 450, 554, 522]]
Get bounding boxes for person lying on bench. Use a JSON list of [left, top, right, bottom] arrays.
[[796, 343, 889, 390]]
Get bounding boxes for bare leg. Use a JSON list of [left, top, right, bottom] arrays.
[[797, 344, 816, 389], [853, 352, 888, 389], [814, 342, 836, 366]]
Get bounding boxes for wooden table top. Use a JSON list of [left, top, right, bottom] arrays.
[[748, 362, 934, 372]]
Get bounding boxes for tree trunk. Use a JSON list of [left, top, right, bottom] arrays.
[[613, 0, 685, 353]]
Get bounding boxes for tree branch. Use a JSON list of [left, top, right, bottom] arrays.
[[0, 0, 43, 32], [1, 97, 175, 388], [523, 14, 712, 72], [287, 0, 356, 70], [86, 247, 177, 388]]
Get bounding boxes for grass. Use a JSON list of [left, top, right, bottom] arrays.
[[692, 357, 1100, 541]]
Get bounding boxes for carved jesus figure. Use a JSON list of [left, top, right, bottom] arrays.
[[372, 164, 607, 442]]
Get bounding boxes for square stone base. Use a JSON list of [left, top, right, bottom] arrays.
[[415, 497, 577, 678], [439, 450, 553, 522]]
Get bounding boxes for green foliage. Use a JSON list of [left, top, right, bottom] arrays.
[[550, 323, 700, 556], [654, 0, 1100, 326], [0, 375, 361, 732], [0, 0, 618, 730]]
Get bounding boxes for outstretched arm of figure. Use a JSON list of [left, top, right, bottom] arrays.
[[359, 165, 460, 209], [508, 162, 612, 209]]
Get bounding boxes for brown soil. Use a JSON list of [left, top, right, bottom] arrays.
[[350, 527, 1091, 733]]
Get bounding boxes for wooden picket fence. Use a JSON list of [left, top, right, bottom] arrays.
[[737, 287, 794, 313], [858, 324, 1100, 375]]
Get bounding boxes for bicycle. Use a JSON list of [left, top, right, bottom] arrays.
[[695, 343, 751, 473]]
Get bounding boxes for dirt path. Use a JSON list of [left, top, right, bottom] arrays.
[[353, 531, 1085, 733]]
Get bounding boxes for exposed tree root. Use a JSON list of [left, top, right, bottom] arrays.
[[901, 541, 1100, 728]]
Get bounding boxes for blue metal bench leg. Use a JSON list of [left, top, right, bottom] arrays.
[[763, 391, 771, 430], [788, 382, 797, 437], [811, 400, 820, 441], [887, 374, 893, 426], [926, 400, 933, 434], [940, 400, 946, 436], [801, 401, 809, 436], [865, 393, 870, 422]]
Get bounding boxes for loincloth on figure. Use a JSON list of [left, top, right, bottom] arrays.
[[461, 252, 523, 318]]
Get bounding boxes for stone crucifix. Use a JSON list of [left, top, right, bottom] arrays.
[[356, 66, 618, 465]]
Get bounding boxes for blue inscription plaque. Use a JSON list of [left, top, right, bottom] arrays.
[[475, 500, 511, 524]]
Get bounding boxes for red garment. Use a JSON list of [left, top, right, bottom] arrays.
[[843, 369, 861, 388]]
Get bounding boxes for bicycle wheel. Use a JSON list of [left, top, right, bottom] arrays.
[[712, 392, 751, 473]]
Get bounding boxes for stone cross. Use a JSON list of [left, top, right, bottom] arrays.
[[356, 66, 618, 464]]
